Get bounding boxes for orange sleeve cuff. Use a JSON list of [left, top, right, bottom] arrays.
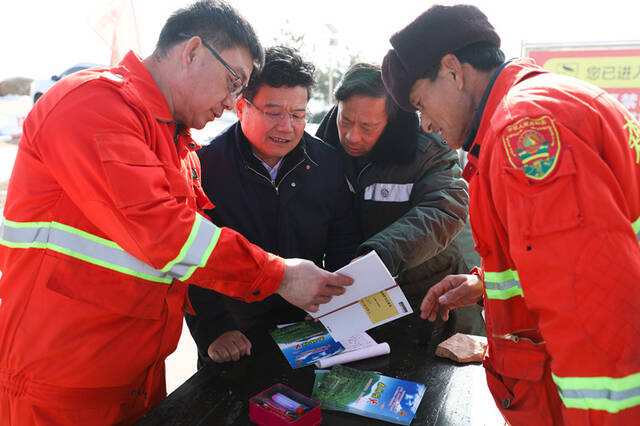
[[240, 253, 285, 302]]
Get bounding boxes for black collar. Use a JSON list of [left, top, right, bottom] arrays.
[[462, 60, 513, 158]]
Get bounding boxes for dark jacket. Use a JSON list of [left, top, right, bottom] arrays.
[[316, 106, 480, 309], [186, 121, 360, 359]]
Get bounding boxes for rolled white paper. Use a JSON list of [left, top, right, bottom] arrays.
[[314, 342, 390, 368]]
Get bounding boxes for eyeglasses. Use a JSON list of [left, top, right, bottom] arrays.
[[244, 98, 308, 124], [178, 32, 244, 98]]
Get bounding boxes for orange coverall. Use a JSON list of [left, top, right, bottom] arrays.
[[0, 52, 284, 424], [464, 59, 640, 425]]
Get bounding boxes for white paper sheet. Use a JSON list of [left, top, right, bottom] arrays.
[[309, 251, 396, 318], [307, 252, 413, 341], [314, 342, 390, 368], [320, 286, 412, 341]]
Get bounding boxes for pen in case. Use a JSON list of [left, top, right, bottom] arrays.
[[272, 392, 306, 415]]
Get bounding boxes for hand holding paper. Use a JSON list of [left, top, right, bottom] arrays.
[[277, 258, 353, 312], [307, 252, 412, 341]]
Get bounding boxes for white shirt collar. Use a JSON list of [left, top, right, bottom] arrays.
[[253, 153, 283, 181]]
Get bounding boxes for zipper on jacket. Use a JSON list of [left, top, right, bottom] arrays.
[[247, 165, 278, 194], [356, 162, 373, 188], [492, 328, 545, 345], [246, 157, 306, 196], [275, 158, 305, 193]]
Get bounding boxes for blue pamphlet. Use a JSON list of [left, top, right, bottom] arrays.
[[269, 321, 345, 369], [311, 365, 426, 425]]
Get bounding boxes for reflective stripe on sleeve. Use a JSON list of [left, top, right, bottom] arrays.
[[484, 269, 523, 300], [0, 214, 221, 284], [632, 216, 640, 241], [160, 213, 222, 281], [553, 372, 640, 413], [168, 214, 222, 282]]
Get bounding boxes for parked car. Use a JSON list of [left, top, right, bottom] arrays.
[[30, 63, 102, 104]]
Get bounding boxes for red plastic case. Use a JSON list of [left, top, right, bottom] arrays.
[[249, 383, 321, 426]]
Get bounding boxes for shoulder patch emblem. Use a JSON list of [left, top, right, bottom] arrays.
[[502, 115, 561, 180]]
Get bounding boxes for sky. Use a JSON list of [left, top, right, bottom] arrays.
[[2, 0, 640, 82]]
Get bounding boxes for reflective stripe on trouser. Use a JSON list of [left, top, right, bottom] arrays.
[[484, 269, 523, 300], [553, 372, 640, 413], [0, 213, 221, 283]]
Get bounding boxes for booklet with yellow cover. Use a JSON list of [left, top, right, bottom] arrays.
[[307, 251, 412, 341]]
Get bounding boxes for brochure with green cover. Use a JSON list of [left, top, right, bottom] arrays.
[[312, 365, 426, 425]]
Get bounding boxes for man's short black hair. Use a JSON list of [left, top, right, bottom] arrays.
[[334, 63, 398, 119], [422, 41, 505, 81], [154, 0, 264, 69], [242, 46, 316, 101]]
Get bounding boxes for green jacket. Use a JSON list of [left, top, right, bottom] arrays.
[[316, 106, 480, 306]]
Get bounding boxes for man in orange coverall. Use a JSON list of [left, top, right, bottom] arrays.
[[0, 1, 352, 424], [382, 4, 640, 426]]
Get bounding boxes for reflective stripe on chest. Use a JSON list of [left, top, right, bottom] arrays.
[[363, 183, 414, 202]]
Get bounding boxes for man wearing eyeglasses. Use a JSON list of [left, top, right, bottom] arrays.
[[0, 2, 353, 424], [186, 46, 360, 366]]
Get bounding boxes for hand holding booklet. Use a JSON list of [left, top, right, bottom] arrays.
[[308, 251, 413, 341]]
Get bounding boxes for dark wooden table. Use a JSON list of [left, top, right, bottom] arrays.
[[137, 314, 503, 425]]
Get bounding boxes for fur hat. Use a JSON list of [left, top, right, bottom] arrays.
[[382, 4, 500, 111]]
